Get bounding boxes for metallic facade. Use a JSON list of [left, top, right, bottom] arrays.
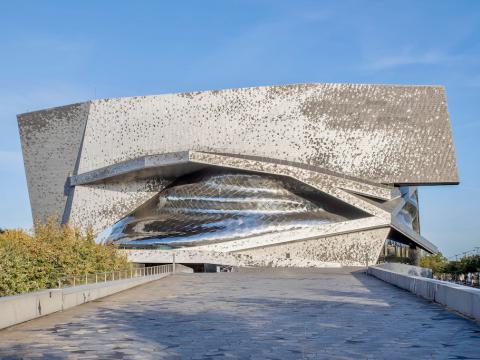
[[17, 83, 459, 267], [107, 171, 349, 248]]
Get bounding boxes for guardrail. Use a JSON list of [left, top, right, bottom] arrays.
[[0, 263, 187, 330], [368, 265, 480, 321], [58, 264, 174, 289]]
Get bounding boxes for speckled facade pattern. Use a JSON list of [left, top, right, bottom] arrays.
[[75, 83, 458, 184], [67, 178, 171, 233], [121, 227, 389, 267], [18, 103, 90, 223], [232, 228, 390, 267], [17, 83, 458, 267]]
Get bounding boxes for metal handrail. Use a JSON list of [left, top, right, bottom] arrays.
[[57, 264, 174, 289]]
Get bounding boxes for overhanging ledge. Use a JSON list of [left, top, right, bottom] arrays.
[[70, 151, 201, 185]]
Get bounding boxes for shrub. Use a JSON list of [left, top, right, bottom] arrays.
[[0, 220, 130, 297]]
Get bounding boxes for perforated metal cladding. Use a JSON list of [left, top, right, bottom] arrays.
[[17, 83, 459, 239], [17, 103, 90, 223], [77, 83, 458, 184]]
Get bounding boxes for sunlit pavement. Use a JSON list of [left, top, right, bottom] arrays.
[[0, 268, 479, 359]]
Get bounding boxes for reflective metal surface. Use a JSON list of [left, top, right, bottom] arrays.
[[396, 187, 420, 233], [377, 187, 422, 264], [103, 172, 348, 248]]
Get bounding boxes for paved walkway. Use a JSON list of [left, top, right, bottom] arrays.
[[0, 269, 479, 359]]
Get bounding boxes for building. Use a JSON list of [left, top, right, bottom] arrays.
[[17, 83, 458, 268]]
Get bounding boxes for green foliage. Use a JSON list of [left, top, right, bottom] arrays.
[[457, 255, 480, 274], [421, 252, 480, 275], [420, 252, 448, 274], [0, 220, 130, 297]]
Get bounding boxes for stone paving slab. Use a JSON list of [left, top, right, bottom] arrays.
[[0, 269, 478, 359]]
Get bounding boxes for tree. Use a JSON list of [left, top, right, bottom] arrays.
[[459, 255, 480, 273], [420, 252, 448, 274]]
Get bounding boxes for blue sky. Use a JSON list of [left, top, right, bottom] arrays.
[[0, 1, 478, 257]]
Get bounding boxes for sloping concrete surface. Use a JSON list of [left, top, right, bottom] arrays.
[[0, 269, 478, 359], [0, 273, 171, 330]]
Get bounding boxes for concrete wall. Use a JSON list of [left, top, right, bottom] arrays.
[[374, 262, 432, 278], [0, 273, 172, 330], [368, 265, 480, 321]]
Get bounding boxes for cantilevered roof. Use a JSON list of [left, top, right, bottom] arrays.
[[18, 83, 458, 223]]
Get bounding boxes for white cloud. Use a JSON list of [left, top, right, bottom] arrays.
[[362, 49, 460, 71]]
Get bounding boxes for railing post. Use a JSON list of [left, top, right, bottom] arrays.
[[95, 273, 98, 284], [112, 271, 114, 281], [73, 276, 76, 287], [173, 253, 176, 273], [105, 273, 107, 282], [85, 273, 88, 285]]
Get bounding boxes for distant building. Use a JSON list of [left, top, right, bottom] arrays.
[[18, 83, 458, 267]]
